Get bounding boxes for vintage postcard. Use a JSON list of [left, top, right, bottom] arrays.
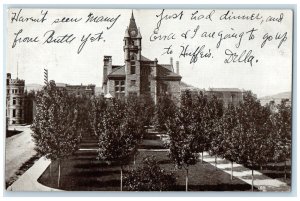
[[5, 8, 292, 192]]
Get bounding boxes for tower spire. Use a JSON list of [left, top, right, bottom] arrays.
[[128, 10, 137, 31]]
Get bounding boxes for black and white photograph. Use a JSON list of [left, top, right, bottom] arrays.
[[4, 7, 293, 192]]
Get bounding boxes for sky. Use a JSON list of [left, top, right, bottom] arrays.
[[6, 9, 293, 98]]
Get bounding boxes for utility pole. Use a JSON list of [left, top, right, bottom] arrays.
[[44, 68, 48, 85]]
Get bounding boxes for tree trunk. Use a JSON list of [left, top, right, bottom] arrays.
[[231, 161, 233, 180], [251, 168, 254, 192], [201, 151, 203, 163], [57, 160, 61, 188], [185, 169, 189, 192], [284, 160, 287, 181], [215, 156, 217, 170], [120, 166, 123, 191]]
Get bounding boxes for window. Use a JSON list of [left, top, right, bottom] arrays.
[[131, 80, 136, 86], [115, 80, 125, 99], [13, 109, 16, 117], [231, 94, 235, 102], [131, 40, 135, 45], [131, 66, 136, 74], [130, 61, 136, 74], [13, 98, 16, 105]]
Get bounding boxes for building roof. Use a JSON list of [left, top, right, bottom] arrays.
[[107, 65, 126, 78], [208, 88, 242, 92], [129, 11, 138, 31], [160, 64, 173, 72], [112, 65, 124, 69], [105, 55, 181, 80], [141, 55, 152, 62], [156, 64, 181, 80]]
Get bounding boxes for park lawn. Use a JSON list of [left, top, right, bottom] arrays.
[[38, 149, 254, 191]]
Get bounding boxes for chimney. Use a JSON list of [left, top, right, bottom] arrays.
[[103, 56, 112, 85], [7, 73, 11, 79], [176, 61, 179, 75], [170, 57, 173, 66]]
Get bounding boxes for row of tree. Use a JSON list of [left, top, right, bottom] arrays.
[[162, 90, 291, 191], [89, 95, 155, 190], [31, 81, 155, 189], [31, 81, 291, 191]]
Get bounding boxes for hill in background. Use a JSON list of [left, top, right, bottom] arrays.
[[259, 92, 291, 106]]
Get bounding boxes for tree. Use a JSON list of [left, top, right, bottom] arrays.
[[133, 94, 155, 128], [189, 91, 210, 163], [125, 95, 155, 164], [154, 94, 178, 131], [24, 90, 36, 124], [124, 155, 176, 191], [165, 91, 198, 191], [31, 81, 82, 188], [273, 99, 292, 180], [95, 98, 143, 191], [206, 95, 224, 169], [90, 96, 107, 138], [213, 103, 240, 179], [233, 91, 272, 191]]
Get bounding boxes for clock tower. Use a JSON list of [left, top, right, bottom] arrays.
[[123, 11, 142, 96]]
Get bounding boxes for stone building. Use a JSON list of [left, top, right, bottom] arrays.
[[56, 83, 96, 97], [206, 88, 244, 106], [6, 73, 25, 125], [102, 12, 182, 103]]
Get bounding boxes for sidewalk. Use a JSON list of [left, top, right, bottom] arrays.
[[7, 157, 61, 191], [201, 152, 291, 192]]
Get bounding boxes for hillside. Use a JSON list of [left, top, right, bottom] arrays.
[[25, 84, 43, 92], [259, 92, 291, 105]]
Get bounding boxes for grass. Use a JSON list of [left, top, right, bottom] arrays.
[[6, 129, 22, 138], [38, 149, 254, 191], [37, 129, 255, 191]]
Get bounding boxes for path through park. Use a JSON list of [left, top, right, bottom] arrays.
[[7, 127, 290, 192]]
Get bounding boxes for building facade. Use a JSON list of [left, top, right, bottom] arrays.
[[206, 88, 244, 106], [56, 83, 96, 97], [102, 12, 182, 103], [6, 73, 25, 125]]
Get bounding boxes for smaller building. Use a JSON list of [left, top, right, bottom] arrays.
[[6, 73, 25, 125], [180, 87, 244, 107], [206, 88, 244, 106], [56, 83, 96, 97]]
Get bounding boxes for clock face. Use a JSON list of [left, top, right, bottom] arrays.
[[130, 29, 137, 37]]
